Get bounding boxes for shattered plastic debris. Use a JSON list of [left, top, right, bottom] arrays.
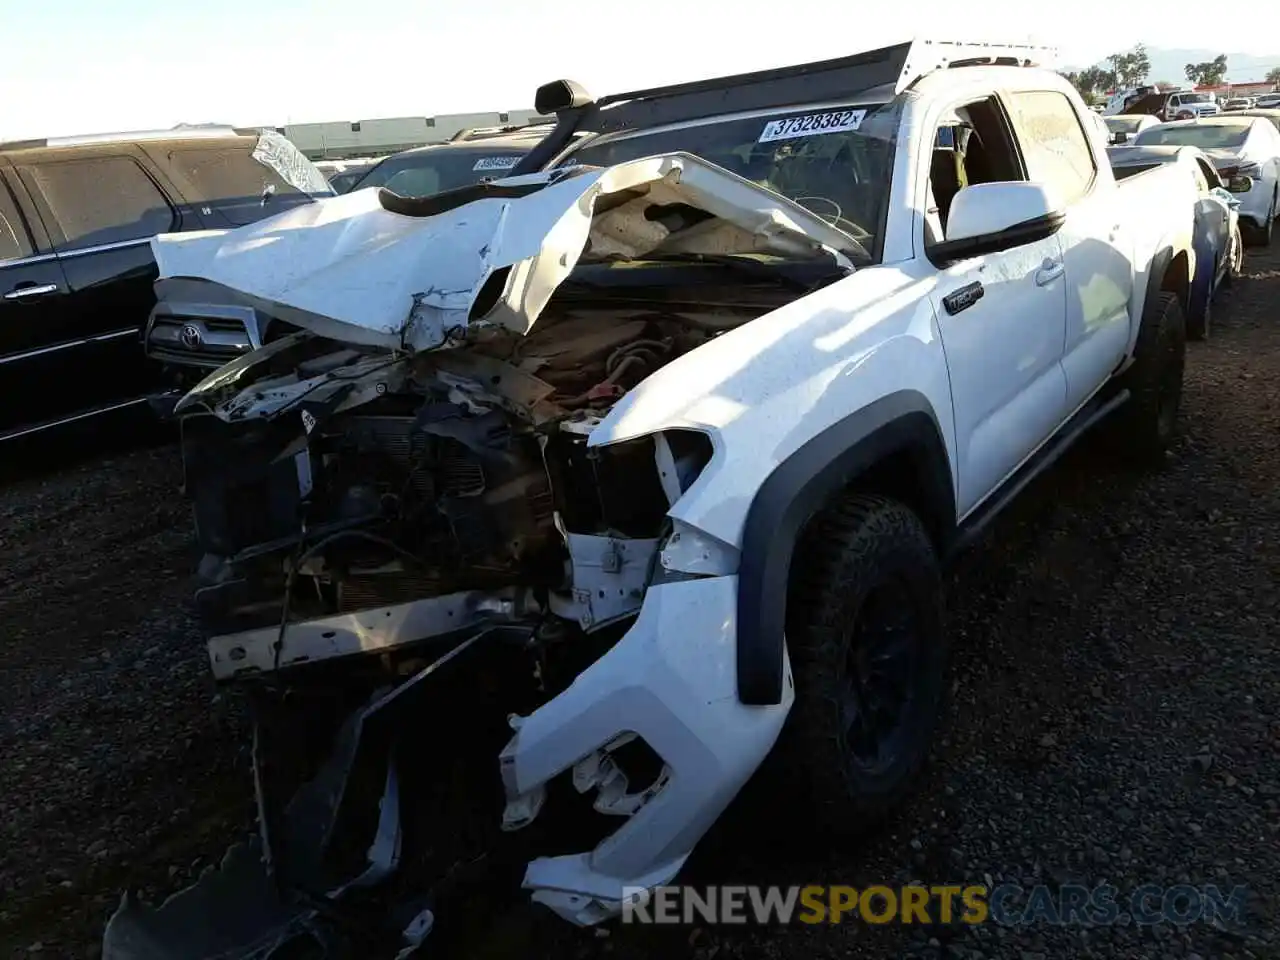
[[102, 839, 326, 960], [104, 632, 490, 959]]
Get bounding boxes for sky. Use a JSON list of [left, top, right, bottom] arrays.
[[3, 0, 1279, 141]]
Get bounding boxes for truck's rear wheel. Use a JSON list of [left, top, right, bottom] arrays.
[[1111, 291, 1186, 463], [783, 494, 947, 839]]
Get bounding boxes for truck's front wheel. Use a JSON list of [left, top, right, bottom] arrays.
[[784, 494, 947, 839]]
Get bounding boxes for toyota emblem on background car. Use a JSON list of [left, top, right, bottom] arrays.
[[179, 323, 203, 349]]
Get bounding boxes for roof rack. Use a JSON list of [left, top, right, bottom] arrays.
[[519, 37, 1057, 176], [902, 39, 1058, 83], [0, 124, 258, 152], [537, 37, 1056, 135]]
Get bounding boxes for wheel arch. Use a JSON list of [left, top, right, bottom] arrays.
[[736, 390, 955, 706], [1134, 244, 1191, 351]]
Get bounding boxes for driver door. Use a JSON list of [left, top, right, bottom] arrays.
[[922, 97, 1069, 519]]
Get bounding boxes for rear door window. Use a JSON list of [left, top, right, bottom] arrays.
[[22, 157, 175, 252], [0, 178, 36, 263], [1005, 91, 1098, 205]]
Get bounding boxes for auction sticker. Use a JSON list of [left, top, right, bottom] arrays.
[[758, 109, 867, 143], [473, 156, 521, 171]]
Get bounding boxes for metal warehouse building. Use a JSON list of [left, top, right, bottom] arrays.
[[279, 110, 552, 159]]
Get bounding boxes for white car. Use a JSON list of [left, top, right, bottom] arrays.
[[1133, 115, 1280, 245], [108, 39, 1199, 957], [1110, 144, 1248, 339], [1105, 113, 1161, 144]]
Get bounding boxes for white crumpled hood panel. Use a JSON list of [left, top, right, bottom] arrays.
[[150, 153, 855, 353]]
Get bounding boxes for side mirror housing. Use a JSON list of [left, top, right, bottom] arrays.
[[535, 79, 594, 115], [930, 182, 1066, 265], [1227, 174, 1254, 193]]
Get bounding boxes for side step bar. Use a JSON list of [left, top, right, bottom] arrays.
[[944, 388, 1130, 562]]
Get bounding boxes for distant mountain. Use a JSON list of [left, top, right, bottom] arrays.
[[1065, 47, 1280, 85]]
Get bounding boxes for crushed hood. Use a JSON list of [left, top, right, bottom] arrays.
[[150, 153, 859, 353]]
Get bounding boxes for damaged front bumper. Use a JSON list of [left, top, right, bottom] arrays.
[[104, 574, 791, 959], [502, 574, 792, 924]]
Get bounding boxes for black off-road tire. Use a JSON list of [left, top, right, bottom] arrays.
[[1110, 291, 1186, 463], [782, 493, 947, 840]]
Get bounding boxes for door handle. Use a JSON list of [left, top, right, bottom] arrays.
[[1035, 260, 1064, 286], [4, 283, 59, 301]]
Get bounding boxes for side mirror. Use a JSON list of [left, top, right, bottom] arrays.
[[930, 182, 1066, 265], [534, 79, 593, 115], [1227, 175, 1254, 193]]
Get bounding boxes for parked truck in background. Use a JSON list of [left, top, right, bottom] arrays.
[[1107, 85, 1222, 121]]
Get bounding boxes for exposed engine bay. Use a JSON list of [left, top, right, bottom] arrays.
[[185, 295, 759, 652]]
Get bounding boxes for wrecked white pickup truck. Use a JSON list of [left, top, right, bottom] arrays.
[[106, 38, 1196, 959]]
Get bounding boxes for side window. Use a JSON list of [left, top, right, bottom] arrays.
[[0, 180, 35, 263], [1005, 91, 1098, 205], [24, 157, 174, 252], [925, 96, 1024, 246]]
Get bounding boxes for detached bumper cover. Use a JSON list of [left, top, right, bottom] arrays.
[[500, 574, 793, 924]]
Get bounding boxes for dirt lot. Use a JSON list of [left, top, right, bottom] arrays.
[[2, 243, 1278, 960]]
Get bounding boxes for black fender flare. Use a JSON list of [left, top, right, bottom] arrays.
[[736, 390, 955, 705], [1143, 243, 1188, 322]]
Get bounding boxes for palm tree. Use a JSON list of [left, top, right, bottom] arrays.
[[1267, 66, 1280, 88]]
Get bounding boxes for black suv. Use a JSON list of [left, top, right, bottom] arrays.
[[0, 127, 332, 444]]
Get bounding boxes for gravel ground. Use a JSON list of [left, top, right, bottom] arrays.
[[2, 243, 1278, 959]]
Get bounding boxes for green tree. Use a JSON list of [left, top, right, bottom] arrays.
[[1108, 45, 1152, 88], [1266, 66, 1280, 87], [1184, 55, 1229, 86], [1082, 66, 1113, 97], [1063, 66, 1113, 100]]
